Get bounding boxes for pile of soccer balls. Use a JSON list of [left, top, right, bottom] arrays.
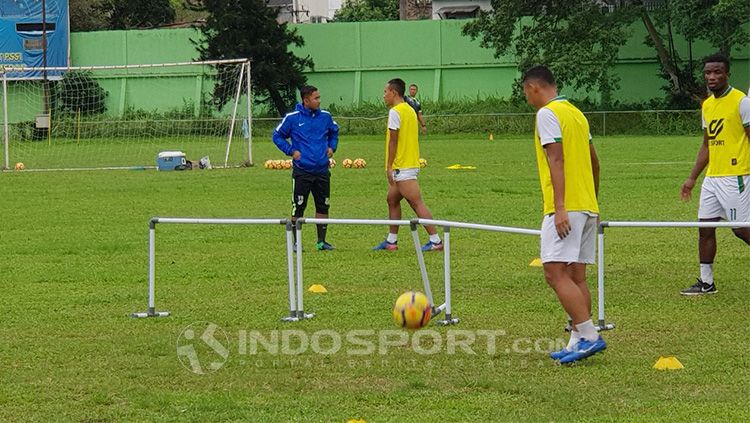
[[264, 158, 339, 170], [263, 159, 292, 169], [341, 158, 367, 169]]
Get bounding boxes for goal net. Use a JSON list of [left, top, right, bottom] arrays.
[[0, 59, 252, 171]]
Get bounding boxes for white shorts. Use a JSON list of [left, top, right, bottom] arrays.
[[540, 212, 597, 264], [698, 175, 750, 222], [393, 168, 419, 182]]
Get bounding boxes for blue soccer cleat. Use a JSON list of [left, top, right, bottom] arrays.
[[549, 348, 571, 360], [316, 241, 335, 251], [372, 240, 398, 251], [559, 336, 607, 364], [421, 240, 444, 252]]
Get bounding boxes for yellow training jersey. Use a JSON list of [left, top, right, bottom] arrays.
[[385, 101, 420, 170], [534, 97, 599, 215], [702, 87, 750, 177]]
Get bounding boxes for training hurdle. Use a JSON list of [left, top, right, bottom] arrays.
[[131, 217, 290, 319], [295, 218, 576, 327], [295, 218, 440, 321], [597, 220, 750, 330]]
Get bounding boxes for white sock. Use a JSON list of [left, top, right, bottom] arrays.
[[429, 234, 441, 244], [386, 233, 398, 243], [700, 263, 714, 285], [577, 320, 598, 342], [567, 330, 581, 350]]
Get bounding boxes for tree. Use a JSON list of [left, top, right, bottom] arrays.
[[192, 0, 314, 115], [69, 0, 110, 32], [638, 0, 750, 105], [102, 0, 176, 29], [334, 0, 399, 22], [463, 1, 634, 104]]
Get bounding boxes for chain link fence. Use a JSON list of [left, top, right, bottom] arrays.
[[251, 109, 702, 137]]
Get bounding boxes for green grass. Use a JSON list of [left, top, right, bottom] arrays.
[[1, 135, 748, 422]]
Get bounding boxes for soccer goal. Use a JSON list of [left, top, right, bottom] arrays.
[[0, 59, 252, 171]]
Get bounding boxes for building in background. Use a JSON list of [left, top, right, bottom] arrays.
[[269, 0, 342, 24], [430, 0, 489, 20]]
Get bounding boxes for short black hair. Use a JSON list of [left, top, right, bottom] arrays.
[[703, 53, 730, 72], [522, 66, 556, 86], [299, 85, 318, 100], [388, 78, 406, 97], [409, 83, 418, 89]]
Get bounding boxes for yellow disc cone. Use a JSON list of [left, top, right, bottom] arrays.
[[346, 420, 366, 423], [653, 356, 684, 370], [529, 258, 543, 267], [308, 284, 328, 294]]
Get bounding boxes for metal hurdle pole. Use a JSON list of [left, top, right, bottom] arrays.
[[295, 218, 413, 321], [131, 217, 288, 319], [417, 219, 541, 326], [596, 220, 750, 331], [409, 220, 439, 317], [282, 220, 299, 322]]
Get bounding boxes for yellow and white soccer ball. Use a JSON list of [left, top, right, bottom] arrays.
[[342, 158, 353, 168], [274, 160, 284, 169], [329, 158, 336, 168], [15, 162, 25, 171], [392, 291, 431, 329], [264, 160, 273, 169], [419, 158, 427, 168], [283, 159, 292, 169], [353, 158, 367, 169]]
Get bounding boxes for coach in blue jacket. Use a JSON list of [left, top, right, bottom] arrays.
[[272, 85, 339, 251]]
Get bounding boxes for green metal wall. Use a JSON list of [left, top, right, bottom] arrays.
[[291, 19, 749, 105]]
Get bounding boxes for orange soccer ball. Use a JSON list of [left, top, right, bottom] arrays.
[[15, 162, 25, 171]]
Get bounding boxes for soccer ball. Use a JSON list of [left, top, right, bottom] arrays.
[[264, 160, 273, 169], [15, 162, 25, 171], [342, 158, 353, 168], [283, 159, 292, 169], [329, 158, 336, 168], [353, 158, 366, 169], [274, 160, 284, 169], [359, 158, 367, 168], [392, 291, 432, 329], [419, 158, 427, 168]]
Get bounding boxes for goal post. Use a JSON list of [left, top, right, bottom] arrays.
[[0, 59, 252, 171]]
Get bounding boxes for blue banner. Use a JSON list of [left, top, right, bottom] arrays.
[[0, 0, 70, 79]]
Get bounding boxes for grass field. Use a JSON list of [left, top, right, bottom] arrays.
[[1, 134, 748, 422]]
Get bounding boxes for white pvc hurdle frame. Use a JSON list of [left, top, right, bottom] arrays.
[[131, 217, 293, 319], [294, 218, 434, 320], [597, 220, 750, 331], [294, 217, 550, 327]]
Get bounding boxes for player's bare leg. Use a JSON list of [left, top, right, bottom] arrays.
[[396, 179, 437, 235]]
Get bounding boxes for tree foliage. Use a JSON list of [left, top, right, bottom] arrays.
[[463, 0, 634, 104], [334, 0, 399, 22], [102, 0, 176, 29], [192, 0, 314, 115], [463, 0, 750, 107], [69, 0, 109, 32]]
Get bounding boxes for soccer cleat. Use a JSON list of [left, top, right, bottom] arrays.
[[421, 240, 444, 252], [372, 240, 398, 251], [549, 348, 571, 360], [316, 241, 335, 251], [558, 336, 607, 364], [680, 279, 717, 296]]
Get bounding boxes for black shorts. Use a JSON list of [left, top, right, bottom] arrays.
[[291, 167, 330, 217]]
